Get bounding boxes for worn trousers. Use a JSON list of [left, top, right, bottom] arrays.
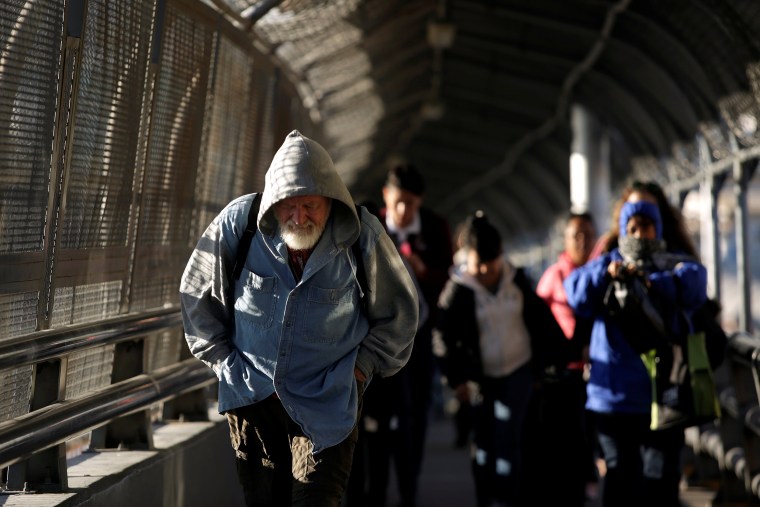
[[226, 394, 360, 507]]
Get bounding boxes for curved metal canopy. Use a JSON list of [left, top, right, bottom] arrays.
[[214, 0, 760, 242]]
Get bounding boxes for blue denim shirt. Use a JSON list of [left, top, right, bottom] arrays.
[[180, 194, 418, 452]]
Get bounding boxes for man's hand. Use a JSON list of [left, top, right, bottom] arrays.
[[354, 367, 367, 383]]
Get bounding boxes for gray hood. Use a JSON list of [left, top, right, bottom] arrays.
[[258, 130, 359, 248]]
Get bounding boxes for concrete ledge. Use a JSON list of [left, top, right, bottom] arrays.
[[0, 418, 243, 507]]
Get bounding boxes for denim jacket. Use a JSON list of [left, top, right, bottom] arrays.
[[180, 131, 418, 452]]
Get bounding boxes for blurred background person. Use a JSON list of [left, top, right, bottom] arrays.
[[353, 164, 453, 507], [523, 211, 598, 506], [564, 185, 707, 507], [435, 211, 568, 507], [591, 180, 698, 259]]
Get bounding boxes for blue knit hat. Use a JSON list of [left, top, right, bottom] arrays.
[[619, 201, 663, 239]]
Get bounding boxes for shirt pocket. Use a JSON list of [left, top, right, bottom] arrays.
[[235, 269, 276, 330], [303, 284, 356, 343]]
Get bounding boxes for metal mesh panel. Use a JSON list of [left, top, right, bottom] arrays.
[[698, 121, 731, 161], [145, 328, 183, 372], [129, 3, 214, 311], [275, 27, 361, 74], [669, 142, 700, 181], [0, 365, 33, 422], [254, 71, 278, 184], [50, 280, 122, 327], [64, 344, 115, 400], [255, 0, 360, 44], [0, 1, 65, 253], [220, 0, 255, 11], [139, 4, 212, 247], [129, 275, 183, 312], [235, 70, 259, 194], [61, 0, 154, 250], [0, 291, 38, 342], [718, 91, 760, 148], [193, 35, 254, 240]]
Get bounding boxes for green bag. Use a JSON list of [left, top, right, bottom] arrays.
[[687, 330, 721, 422], [641, 326, 720, 431]]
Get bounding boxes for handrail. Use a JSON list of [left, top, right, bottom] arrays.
[[0, 358, 215, 470], [0, 308, 183, 370], [728, 330, 760, 366]]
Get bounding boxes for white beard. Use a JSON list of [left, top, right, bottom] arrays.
[[280, 220, 326, 250]]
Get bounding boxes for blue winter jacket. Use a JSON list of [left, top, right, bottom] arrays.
[[179, 131, 418, 452], [563, 250, 707, 415]]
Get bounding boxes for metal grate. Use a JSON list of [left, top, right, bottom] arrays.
[[0, 365, 33, 422], [193, 35, 254, 240], [698, 121, 731, 161], [64, 344, 115, 400], [255, 0, 360, 44], [50, 280, 122, 327], [0, 291, 38, 342], [138, 4, 212, 247], [128, 276, 181, 312], [0, 1, 65, 254], [60, 0, 155, 250], [253, 70, 277, 185], [718, 91, 760, 148], [145, 328, 183, 372], [129, 3, 214, 311]]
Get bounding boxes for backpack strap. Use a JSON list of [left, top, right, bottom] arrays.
[[232, 194, 262, 281]]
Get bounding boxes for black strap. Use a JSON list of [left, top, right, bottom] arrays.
[[232, 197, 368, 307], [232, 194, 262, 281]]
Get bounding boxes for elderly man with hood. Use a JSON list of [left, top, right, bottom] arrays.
[[180, 130, 419, 507]]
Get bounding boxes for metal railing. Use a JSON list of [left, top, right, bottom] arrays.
[[0, 310, 214, 493], [686, 330, 760, 503]]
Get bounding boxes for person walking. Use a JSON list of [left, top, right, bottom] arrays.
[[179, 130, 419, 507], [528, 211, 598, 506], [434, 211, 568, 507], [356, 164, 452, 507], [564, 189, 707, 507]]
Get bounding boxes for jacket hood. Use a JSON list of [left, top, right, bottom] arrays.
[[258, 130, 359, 248], [618, 201, 662, 239]]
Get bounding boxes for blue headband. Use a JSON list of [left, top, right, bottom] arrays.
[[619, 201, 662, 238]]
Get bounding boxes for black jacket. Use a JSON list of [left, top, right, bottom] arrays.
[[434, 267, 570, 388]]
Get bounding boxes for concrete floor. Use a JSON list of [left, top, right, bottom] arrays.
[[386, 414, 718, 507]]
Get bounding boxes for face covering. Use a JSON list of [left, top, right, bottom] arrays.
[[618, 234, 666, 267]]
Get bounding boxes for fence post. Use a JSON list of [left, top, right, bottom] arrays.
[[6, 360, 67, 492]]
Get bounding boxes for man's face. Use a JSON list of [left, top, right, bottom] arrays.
[[565, 217, 595, 266], [274, 195, 331, 250], [382, 186, 422, 229]]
